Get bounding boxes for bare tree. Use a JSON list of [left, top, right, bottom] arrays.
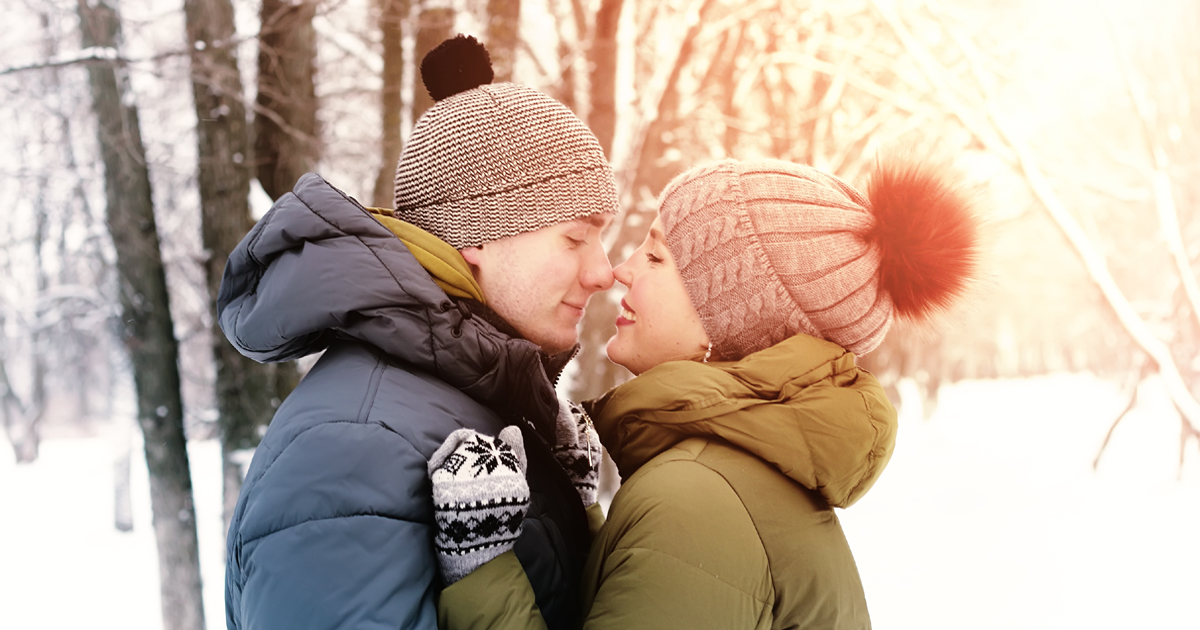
[[76, 1, 205, 628], [546, 0, 584, 112], [0, 332, 43, 463], [182, 0, 301, 531], [881, 0, 1200, 447], [571, 0, 717, 402], [413, 2, 456, 121], [256, 0, 321, 200], [487, 0, 521, 82], [372, 0, 411, 208], [586, 0, 623, 157], [0, 188, 46, 462]]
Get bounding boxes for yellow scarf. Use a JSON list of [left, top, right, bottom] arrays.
[[366, 208, 486, 304]]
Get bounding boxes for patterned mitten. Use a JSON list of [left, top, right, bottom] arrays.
[[427, 426, 529, 584], [553, 399, 601, 507]]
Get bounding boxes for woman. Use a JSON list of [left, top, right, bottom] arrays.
[[429, 158, 979, 629]]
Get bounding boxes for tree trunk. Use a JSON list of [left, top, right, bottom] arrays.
[[565, 0, 625, 402], [372, 0, 410, 208], [76, 2, 205, 629], [413, 4, 456, 122], [908, 3, 1200, 433], [182, 0, 298, 533], [486, 0, 520, 82], [549, 0, 582, 112], [0, 349, 40, 463], [571, 0, 714, 402], [587, 0, 623, 158], [256, 0, 321, 200], [717, 27, 747, 155], [112, 388, 136, 532]]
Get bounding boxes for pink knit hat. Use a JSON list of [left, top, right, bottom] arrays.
[[658, 158, 978, 360]]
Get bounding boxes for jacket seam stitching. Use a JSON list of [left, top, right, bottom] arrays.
[[304, 189, 413, 301], [238, 417, 420, 547], [242, 511, 428, 549], [845, 385, 880, 500], [687, 444, 778, 610], [233, 417, 423, 595], [356, 352, 387, 422], [608, 544, 771, 605], [233, 182, 421, 355], [229, 201, 279, 352], [250, 417, 411, 485], [615, 450, 772, 605]]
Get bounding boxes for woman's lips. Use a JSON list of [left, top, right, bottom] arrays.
[[616, 299, 637, 327]]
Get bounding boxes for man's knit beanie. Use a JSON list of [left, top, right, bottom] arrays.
[[658, 158, 979, 360], [393, 35, 618, 249]]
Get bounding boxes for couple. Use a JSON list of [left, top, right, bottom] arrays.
[[218, 35, 978, 630]]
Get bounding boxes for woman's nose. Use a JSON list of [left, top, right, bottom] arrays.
[[611, 258, 633, 288]]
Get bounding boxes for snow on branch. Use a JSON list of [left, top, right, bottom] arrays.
[[902, 2, 1200, 437], [0, 36, 253, 77], [0, 47, 121, 76]]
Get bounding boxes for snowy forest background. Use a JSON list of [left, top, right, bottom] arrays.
[[1, 0, 1199, 628]]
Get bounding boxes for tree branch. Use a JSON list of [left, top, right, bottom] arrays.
[[916, 6, 1200, 435], [1104, 12, 1200, 336], [871, 0, 1016, 163], [0, 35, 252, 76], [0, 46, 121, 75]]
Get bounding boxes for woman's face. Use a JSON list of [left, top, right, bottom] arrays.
[[605, 215, 710, 375]]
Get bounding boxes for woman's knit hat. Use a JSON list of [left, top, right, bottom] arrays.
[[393, 35, 618, 249], [659, 159, 978, 360]]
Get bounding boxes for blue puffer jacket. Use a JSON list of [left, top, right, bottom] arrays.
[[218, 173, 591, 630]]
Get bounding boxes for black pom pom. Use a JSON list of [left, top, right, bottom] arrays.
[[421, 34, 494, 102]]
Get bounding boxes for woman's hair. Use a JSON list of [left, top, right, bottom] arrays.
[[657, 158, 979, 361]]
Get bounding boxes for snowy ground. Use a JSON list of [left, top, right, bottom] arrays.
[[1, 373, 1197, 630]]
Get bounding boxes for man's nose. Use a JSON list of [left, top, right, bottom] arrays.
[[581, 244, 615, 292]]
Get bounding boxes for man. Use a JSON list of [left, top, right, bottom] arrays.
[[218, 35, 615, 630]]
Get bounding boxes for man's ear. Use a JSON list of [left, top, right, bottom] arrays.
[[460, 245, 483, 267]]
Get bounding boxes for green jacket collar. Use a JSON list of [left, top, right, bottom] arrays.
[[586, 333, 897, 508]]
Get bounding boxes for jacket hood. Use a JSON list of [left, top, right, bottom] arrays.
[[584, 334, 897, 508], [217, 172, 572, 440]]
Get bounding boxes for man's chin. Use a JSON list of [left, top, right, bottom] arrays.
[[525, 327, 577, 356]]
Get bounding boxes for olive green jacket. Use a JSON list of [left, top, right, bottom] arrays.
[[439, 334, 897, 630]]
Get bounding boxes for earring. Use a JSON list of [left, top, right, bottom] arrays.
[[703, 342, 712, 363]]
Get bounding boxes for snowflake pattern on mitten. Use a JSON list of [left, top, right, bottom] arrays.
[[427, 426, 529, 584]]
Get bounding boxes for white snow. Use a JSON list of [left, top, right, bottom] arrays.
[[840, 373, 1200, 629], [1, 373, 1197, 629], [0, 429, 226, 630]]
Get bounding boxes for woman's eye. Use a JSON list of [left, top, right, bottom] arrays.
[[646, 252, 664, 264], [567, 237, 585, 247]]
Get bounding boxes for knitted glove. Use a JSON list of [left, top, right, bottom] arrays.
[[427, 426, 529, 584], [553, 399, 601, 508]]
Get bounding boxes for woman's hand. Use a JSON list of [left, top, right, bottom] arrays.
[[553, 399, 602, 508]]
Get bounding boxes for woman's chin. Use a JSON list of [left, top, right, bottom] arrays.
[[605, 337, 639, 375]]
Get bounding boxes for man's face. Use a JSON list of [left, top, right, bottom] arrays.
[[461, 214, 615, 355]]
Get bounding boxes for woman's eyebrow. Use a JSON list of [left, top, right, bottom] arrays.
[[649, 226, 664, 242]]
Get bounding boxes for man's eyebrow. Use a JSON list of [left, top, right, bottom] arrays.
[[576, 213, 610, 229]]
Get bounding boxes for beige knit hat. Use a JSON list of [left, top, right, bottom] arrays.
[[659, 159, 978, 360], [393, 35, 618, 249]]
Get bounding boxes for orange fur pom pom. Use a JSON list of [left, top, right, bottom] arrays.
[[865, 161, 979, 320]]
